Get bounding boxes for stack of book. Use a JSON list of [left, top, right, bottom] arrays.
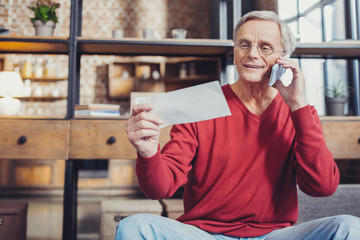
[[74, 104, 120, 117]]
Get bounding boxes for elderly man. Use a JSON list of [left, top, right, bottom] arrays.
[[117, 10, 360, 240]]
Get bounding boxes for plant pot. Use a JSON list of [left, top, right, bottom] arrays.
[[325, 97, 347, 116], [33, 20, 56, 37]]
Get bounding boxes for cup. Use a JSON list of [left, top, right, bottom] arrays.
[[112, 29, 124, 38], [142, 29, 154, 39], [171, 29, 187, 39]]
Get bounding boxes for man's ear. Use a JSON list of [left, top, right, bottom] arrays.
[[233, 48, 236, 65]]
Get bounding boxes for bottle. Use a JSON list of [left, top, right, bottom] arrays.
[[34, 58, 44, 78], [44, 58, 56, 78], [13, 60, 21, 73], [23, 57, 33, 78], [24, 79, 32, 97], [179, 63, 187, 78]]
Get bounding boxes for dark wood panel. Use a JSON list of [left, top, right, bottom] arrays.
[[0, 36, 69, 54], [78, 38, 234, 56], [293, 41, 360, 58]]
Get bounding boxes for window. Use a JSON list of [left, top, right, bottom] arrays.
[[278, 0, 354, 116]]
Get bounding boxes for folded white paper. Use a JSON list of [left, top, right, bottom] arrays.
[[268, 54, 291, 86], [144, 81, 232, 128]]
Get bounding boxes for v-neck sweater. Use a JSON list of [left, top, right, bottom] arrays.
[[136, 84, 340, 237]]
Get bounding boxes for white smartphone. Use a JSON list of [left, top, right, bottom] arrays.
[[268, 54, 290, 86]]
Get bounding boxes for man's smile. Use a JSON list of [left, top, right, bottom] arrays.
[[243, 64, 264, 69]]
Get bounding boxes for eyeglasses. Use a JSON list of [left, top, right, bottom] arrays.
[[235, 41, 285, 55]]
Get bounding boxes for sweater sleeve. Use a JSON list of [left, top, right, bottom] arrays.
[[291, 105, 340, 197], [135, 123, 198, 199]]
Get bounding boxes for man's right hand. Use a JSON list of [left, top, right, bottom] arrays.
[[126, 104, 163, 158]]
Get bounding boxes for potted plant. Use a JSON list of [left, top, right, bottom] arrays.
[[324, 81, 350, 116], [28, 0, 60, 37]]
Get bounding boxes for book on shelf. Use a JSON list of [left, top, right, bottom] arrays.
[[74, 109, 120, 117], [75, 104, 120, 111], [74, 104, 120, 117]]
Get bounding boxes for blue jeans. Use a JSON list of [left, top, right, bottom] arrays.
[[115, 213, 360, 240]]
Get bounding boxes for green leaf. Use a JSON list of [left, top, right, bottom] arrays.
[[28, 1, 60, 23]]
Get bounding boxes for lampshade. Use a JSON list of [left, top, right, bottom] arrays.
[[0, 71, 25, 97], [0, 71, 25, 116]]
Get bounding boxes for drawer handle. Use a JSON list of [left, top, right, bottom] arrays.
[[107, 136, 116, 145], [17, 136, 27, 145]]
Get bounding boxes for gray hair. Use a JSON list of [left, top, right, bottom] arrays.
[[233, 10, 296, 54]]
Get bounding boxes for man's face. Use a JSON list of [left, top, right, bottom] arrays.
[[233, 20, 284, 84]]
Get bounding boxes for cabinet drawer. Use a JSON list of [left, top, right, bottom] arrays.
[[322, 121, 360, 159], [0, 119, 70, 159], [69, 120, 171, 159], [69, 120, 134, 159]]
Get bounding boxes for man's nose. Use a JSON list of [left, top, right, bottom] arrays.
[[248, 44, 260, 57]]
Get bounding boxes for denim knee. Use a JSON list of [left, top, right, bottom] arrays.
[[115, 213, 157, 240], [330, 214, 360, 238]]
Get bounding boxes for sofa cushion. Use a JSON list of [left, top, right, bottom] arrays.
[[297, 184, 360, 224]]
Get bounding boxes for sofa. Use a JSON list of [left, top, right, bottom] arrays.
[[297, 184, 360, 224]]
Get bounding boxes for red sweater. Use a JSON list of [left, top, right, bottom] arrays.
[[136, 84, 340, 237]]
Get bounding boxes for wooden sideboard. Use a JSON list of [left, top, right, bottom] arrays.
[[1, 117, 359, 161], [1, 116, 359, 190]]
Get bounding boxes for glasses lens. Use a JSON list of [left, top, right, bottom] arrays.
[[258, 46, 273, 55], [238, 42, 250, 50]]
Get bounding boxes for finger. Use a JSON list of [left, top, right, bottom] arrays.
[[133, 111, 163, 126], [276, 58, 300, 72], [127, 112, 163, 136], [276, 59, 304, 86], [132, 118, 162, 132], [128, 128, 160, 144], [133, 128, 160, 139], [131, 104, 154, 116]]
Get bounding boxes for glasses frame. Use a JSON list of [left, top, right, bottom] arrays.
[[235, 41, 285, 56]]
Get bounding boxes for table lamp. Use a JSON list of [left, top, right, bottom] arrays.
[[0, 71, 25, 115]]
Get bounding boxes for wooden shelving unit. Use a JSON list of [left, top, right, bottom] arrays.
[[21, 76, 67, 81], [78, 37, 234, 56], [165, 74, 219, 82], [20, 96, 67, 101], [293, 41, 360, 58], [0, 36, 69, 54], [105, 56, 221, 99], [0, 2, 235, 239]]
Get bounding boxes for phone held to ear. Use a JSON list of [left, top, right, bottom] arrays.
[[268, 54, 290, 86]]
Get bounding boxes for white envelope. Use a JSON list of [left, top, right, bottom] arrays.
[[144, 81, 232, 128]]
